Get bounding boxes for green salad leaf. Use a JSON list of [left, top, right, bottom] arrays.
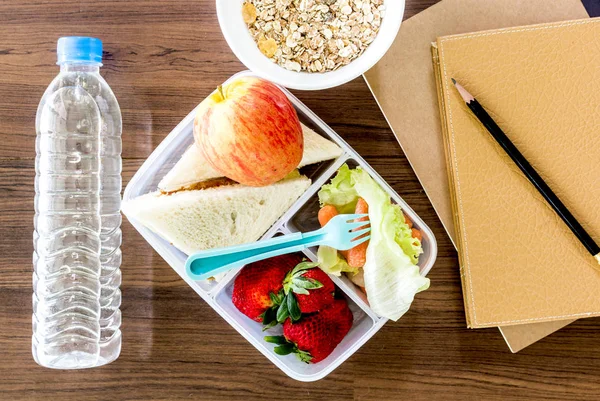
[[392, 204, 422, 265], [317, 164, 429, 321], [317, 245, 358, 276], [317, 164, 358, 214]]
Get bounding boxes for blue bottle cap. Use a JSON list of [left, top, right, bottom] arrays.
[[57, 36, 103, 65]]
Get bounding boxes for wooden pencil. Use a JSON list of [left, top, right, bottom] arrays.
[[451, 78, 600, 265]]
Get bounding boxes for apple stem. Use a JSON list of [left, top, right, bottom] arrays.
[[217, 85, 225, 100]]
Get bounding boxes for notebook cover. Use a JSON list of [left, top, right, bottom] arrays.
[[432, 18, 600, 329], [363, 0, 587, 351]]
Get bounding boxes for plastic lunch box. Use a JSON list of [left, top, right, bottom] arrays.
[[123, 71, 437, 382]]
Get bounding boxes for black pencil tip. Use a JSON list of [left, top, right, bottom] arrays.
[[451, 78, 457, 85]]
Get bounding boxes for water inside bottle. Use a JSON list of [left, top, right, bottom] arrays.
[[33, 38, 122, 369]]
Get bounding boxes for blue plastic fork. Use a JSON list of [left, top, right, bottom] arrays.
[[185, 214, 370, 281]]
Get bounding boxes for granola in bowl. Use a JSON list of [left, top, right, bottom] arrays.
[[243, 0, 385, 73]]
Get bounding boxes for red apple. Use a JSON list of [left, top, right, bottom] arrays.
[[194, 76, 303, 187]]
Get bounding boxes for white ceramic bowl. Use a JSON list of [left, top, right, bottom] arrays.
[[216, 0, 405, 90]]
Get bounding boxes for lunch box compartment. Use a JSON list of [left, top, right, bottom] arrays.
[[212, 247, 377, 380], [123, 70, 437, 381], [285, 155, 435, 305]]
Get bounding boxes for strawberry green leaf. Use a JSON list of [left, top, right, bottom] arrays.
[[287, 293, 302, 322], [269, 290, 283, 305], [274, 344, 295, 356], [290, 284, 310, 295], [277, 295, 290, 323], [291, 261, 319, 276], [262, 320, 278, 331], [295, 349, 313, 364], [293, 277, 323, 289], [264, 335, 287, 345], [284, 262, 320, 295], [262, 307, 277, 328]]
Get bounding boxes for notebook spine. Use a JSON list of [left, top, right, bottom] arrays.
[[431, 42, 474, 328]]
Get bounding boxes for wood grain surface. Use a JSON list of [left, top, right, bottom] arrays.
[[2, 1, 600, 400]]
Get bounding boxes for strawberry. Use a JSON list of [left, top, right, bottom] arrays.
[[329, 298, 353, 344], [232, 253, 302, 327], [276, 261, 335, 323], [265, 299, 353, 363], [286, 264, 335, 313]]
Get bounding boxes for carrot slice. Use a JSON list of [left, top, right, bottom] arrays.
[[347, 198, 369, 268], [318, 204, 339, 227], [354, 198, 369, 226], [403, 212, 413, 229], [318, 205, 349, 259], [411, 228, 422, 241]]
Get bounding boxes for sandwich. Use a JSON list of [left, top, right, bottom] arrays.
[[123, 124, 342, 256], [122, 173, 312, 255]]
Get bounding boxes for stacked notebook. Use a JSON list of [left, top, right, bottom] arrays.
[[431, 17, 600, 328], [363, 0, 594, 351]]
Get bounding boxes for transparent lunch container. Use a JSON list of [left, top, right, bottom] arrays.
[[123, 71, 437, 382]]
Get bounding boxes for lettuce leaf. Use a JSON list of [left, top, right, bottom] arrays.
[[392, 204, 422, 265], [317, 164, 429, 321], [317, 245, 358, 276], [317, 164, 358, 214]]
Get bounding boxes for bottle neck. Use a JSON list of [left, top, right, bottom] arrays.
[[60, 63, 101, 74]]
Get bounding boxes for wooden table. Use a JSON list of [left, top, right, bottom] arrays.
[[2, 1, 599, 400]]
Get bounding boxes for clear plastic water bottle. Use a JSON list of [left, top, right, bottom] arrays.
[[33, 37, 122, 369]]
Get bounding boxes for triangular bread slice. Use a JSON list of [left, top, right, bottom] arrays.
[[158, 123, 342, 193], [123, 175, 311, 255]]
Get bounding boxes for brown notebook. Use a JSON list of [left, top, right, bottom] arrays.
[[363, 0, 587, 351], [431, 18, 600, 328]]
